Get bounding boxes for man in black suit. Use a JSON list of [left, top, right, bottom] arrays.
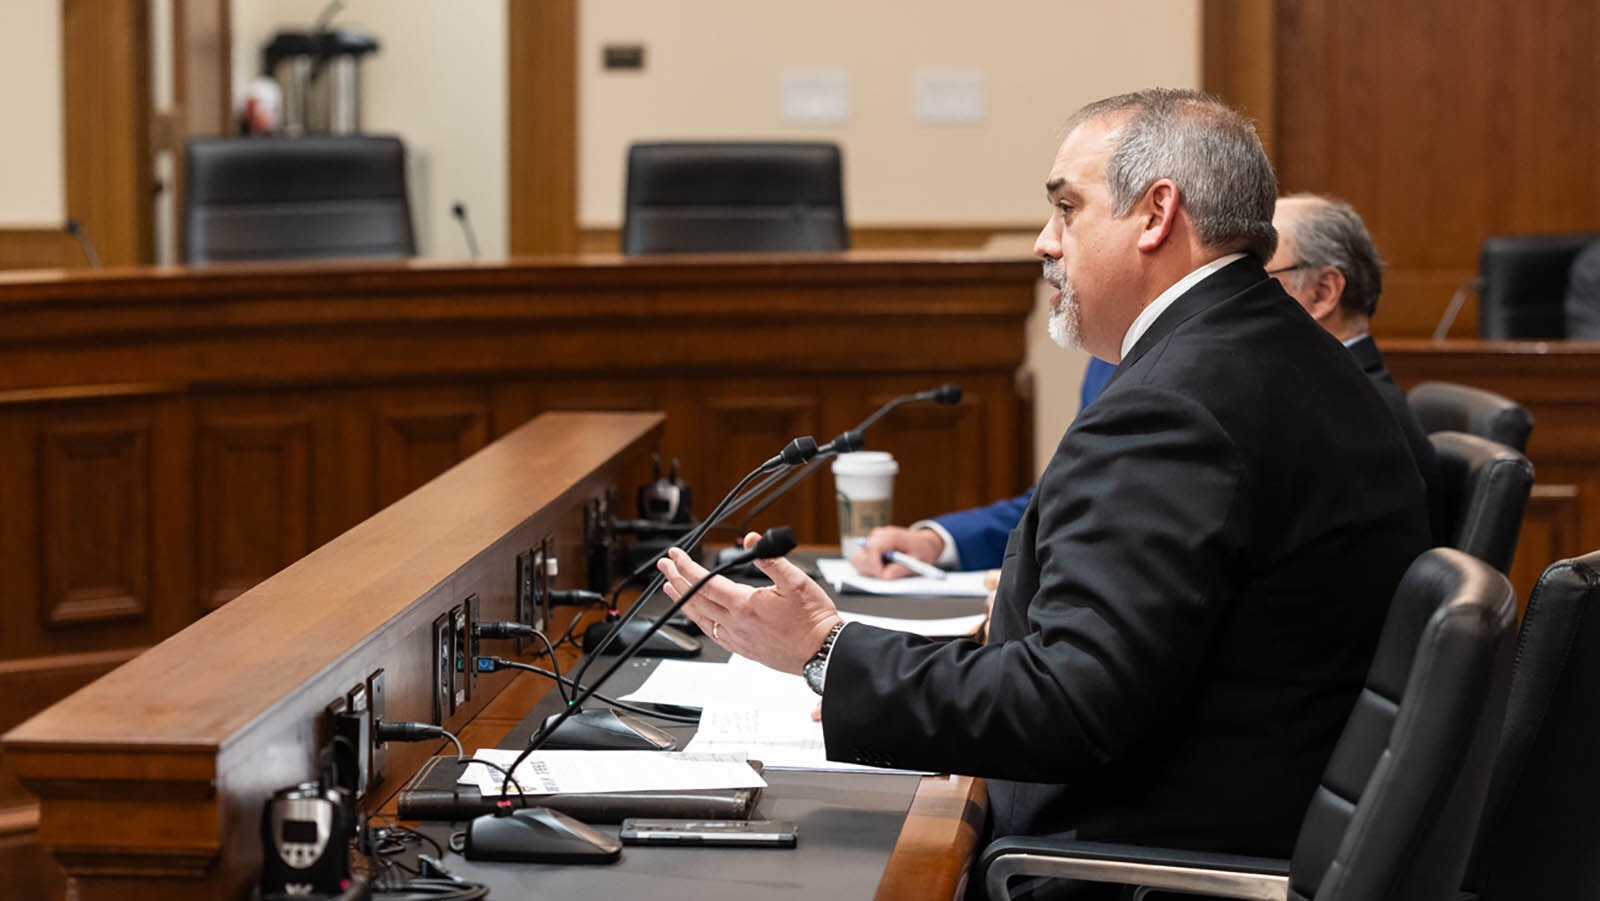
[[1267, 193, 1443, 540], [659, 90, 1429, 863], [853, 192, 1440, 578]]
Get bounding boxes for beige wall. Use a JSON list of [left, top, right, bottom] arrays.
[[0, 0, 62, 225], [580, 1, 1200, 227], [231, 0, 508, 260]]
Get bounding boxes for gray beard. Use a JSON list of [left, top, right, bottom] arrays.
[[1043, 259, 1082, 350]]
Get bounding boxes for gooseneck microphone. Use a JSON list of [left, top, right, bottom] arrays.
[[496, 527, 798, 785], [452, 201, 480, 260], [546, 437, 820, 749], [63, 219, 102, 268], [857, 382, 962, 432], [728, 383, 963, 533]]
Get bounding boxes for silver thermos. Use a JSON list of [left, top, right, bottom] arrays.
[[262, 28, 379, 136]]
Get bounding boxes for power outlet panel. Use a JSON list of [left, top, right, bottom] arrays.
[[463, 594, 480, 698], [431, 611, 452, 724], [366, 669, 387, 791], [450, 604, 467, 712]]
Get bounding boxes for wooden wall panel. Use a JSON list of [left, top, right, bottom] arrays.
[[0, 230, 81, 272], [702, 394, 823, 540], [373, 395, 490, 508], [1266, 0, 1600, 337], [196, 415, 311, 611], [39, 421, 152, 627]]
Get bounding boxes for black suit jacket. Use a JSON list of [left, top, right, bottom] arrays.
[[1346, 334, 1446, 542], [821, 258, 1430, 857]]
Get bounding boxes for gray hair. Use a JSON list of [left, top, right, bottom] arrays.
[[1064, 88, 1278, 261], [1279, 193, 1384, 318]]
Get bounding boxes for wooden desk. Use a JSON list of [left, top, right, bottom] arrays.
[[0, 252, 1037, 842], [1383, 339, 1600, 601], [1, 411, 986, 900]]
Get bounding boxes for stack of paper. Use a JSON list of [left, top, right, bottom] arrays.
[[458, 748, 765, 797], [815, 557, 992, 598]]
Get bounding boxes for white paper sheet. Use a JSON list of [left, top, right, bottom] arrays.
[[816, 557, 992, 598], [836, 610, 987, 638], [458, 748, 765, 797]]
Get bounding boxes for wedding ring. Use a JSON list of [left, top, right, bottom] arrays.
[[713, 622, 721, 640]]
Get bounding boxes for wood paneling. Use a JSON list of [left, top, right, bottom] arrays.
[[39, 421, 152, 627], [1262, 0, 1600, 337], [5, 413, 664, 900], [374, 394, 490, 507], [196, 414, 311, 611], [577, 225, 1037, 254], [508, 0, 578, 254], [0, 254, 1035, 842], [1201, 0, 1278, 159], [62, 0, 154, 266], [0, 230, 81, 272]]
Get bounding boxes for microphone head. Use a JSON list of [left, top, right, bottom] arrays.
[[451, 202, 467, 220], [751, 526, 797, 559], [931, 383, 962, 405], [781, 436, 820, 467], [824, 430, 865, 455], [63, 219, 82, 237]]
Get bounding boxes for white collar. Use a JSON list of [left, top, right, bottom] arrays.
[[1119, 253, 1247, 361], [1341, 333, 1370, 348]]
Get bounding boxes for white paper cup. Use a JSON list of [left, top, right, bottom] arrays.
[[832, 451, 899, 558]]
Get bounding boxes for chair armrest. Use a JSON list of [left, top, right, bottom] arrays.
[[979, 837, 1291, 901]]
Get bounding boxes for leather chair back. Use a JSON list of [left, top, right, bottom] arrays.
[[1406, 382, 1533, 453], [1477, 233, 1598, 338], [1462, 550, 1600, 900], [621, 142, 848, 254], [1430, 432, 1534, 574], [1290, 548, 1516, 901], [184, 136, 416, 264]]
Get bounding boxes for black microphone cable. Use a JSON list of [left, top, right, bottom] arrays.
[[475, 656, 699, 724], [500, 527, 797, 790], [572, 438, 819, 682]]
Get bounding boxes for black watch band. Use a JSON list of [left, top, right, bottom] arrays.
[[803, 622, 846, 696]]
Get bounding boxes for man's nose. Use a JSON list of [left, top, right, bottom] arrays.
[[1034, 219, 1061, 259]]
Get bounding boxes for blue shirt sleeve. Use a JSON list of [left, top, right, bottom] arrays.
[[930, 358, 1114, 569]]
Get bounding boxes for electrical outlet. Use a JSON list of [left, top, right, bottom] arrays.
[[450, 604, 468, 711], [366, 669, 386, 790], [585, 494, 615, 592], [464, 594, 480, 698], [322, 695, 366, 799], [431, 612, 452, 724], [344, 683, 372, 799]]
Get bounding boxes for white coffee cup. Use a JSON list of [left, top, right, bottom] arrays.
[[832, 451, 899, 558]]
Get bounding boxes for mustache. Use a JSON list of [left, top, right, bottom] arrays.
[[1042, 259, 1064, 288]]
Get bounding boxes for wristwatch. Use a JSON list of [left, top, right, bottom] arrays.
[[803, 622, 847, 695]]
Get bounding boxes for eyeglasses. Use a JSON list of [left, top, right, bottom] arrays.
[[1266, 263, 1308, 276]]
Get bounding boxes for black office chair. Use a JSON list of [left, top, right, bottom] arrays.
[[1430, 432, 1535, 574], [1406, 382, 1533, 453], [977, 547, 1516, 901], [1476, 233, 1598, 339], [1461, 550, 1600, 901], [183, 135, 416, 264], [620, 142, 848, 254]]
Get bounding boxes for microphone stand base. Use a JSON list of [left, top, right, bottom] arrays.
[[539, 707, 677, 751], [465, 806, 622, 863]]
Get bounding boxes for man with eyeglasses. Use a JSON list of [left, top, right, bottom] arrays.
[[852, 191, 1443, 580]]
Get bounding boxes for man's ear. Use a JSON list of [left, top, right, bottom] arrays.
[[1305, 267, 1347, 323], [1136, 179, 1179, 253]]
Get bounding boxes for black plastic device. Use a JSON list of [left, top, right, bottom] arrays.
[[259, 781, 356, 895], [619, 818, 798, 848]]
